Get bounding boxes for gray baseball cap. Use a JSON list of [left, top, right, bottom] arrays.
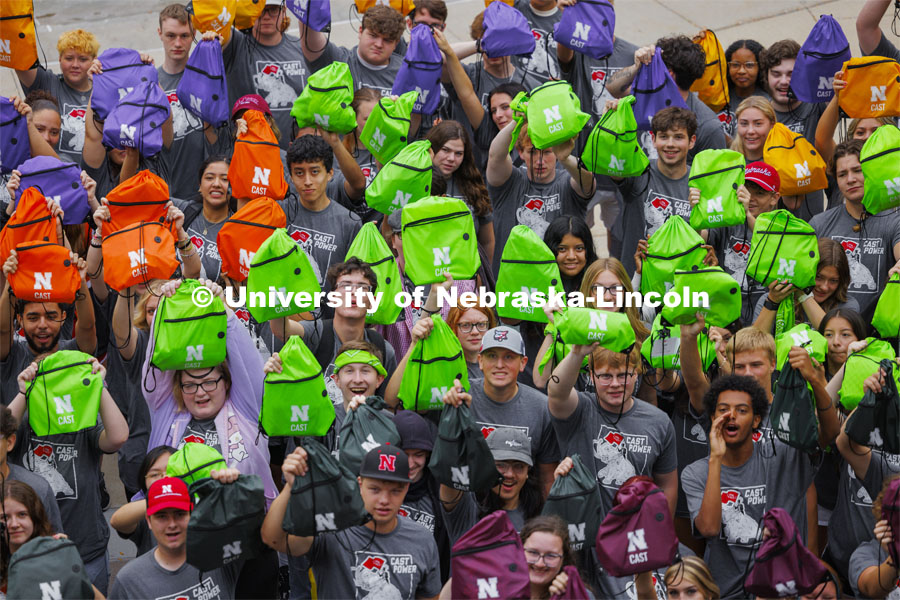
[[387, 210, 403, 233], [485, 428, 533, 466], [480, 326, 526, 356]]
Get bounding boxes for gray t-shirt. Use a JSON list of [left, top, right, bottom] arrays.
[[469, 379, 560, 466], [775, 101, 827, 144], [445, 175, 493, 234], [172, 198, 231, 281], [616, 160, 692, 275], [870, 32, 900, 60], [717, 89, 771, 138], [308, 518, 442, 600], [309, 43, 402, 98], [849, 539, 900, 599], [23, 67, 90, 164], [686, 92, 728, 162], [681, 441, 820, 599], [108, 548, 241, 600], [512, 0, 562, 82], [565, 37, 639, 124], [225, 30, 307, 150], [442, 492, 525, 546], [181, 417, 222, 456], [7, 462, 64, 534], [157, 66, 208, 198], [1, 338, 80, 406], [461, 62, 543, 112], [707, 222, 768, 325], [809, 205, 900, 315]]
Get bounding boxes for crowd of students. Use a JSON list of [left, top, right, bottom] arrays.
[[2, 0, 900, 598]]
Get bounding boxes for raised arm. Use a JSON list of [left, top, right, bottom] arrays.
[[787, 346, 840, 448], [433, 29, 485, 131], [322, 130, 366, 200], [679, 315, 711, 414], [10, 96, 59, 159], [297, 20, 329, 65], [693, 415, 726, 537], [547, 343, 595, 420], [71, 253, 98, 355], [856, 0, 893, 55], [261, 446, 315, 555], [554, 137, 596, 198], [814, 71, 846, 168], [97, 367, 130, 453], [486, 120, 516, 187], [82, 102, 106, 169], [606, 45, 655, 99], [385, 317, 434, 409]]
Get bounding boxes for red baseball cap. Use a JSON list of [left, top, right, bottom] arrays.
[[231, 94, 271, 118], [745, 161, 780, 193], [147, 477, 193, 516]]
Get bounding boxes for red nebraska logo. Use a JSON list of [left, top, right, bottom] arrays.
[[378, 454, 396, 472], [362, 167, 372, 178], [591, 69, 606, 82], [34, 444, 53, 457], [290, 230, 310, 243], [362, 556, 385, 570], [235, 308, 250, 323], [191, 236, 204, 249], [841, 240, 858, 251], [167, 92, 179, 103], [721, 490, 739, 504], [262, 64, 279, 75], [184, 435, 205, 445], [532, 30, 542, 40], [604, 432, 624, 445], [481, 426, 496, 439], [752, 431, 762, 442], [733, 242, 750, 255], [718, 113, 732, 124], [525, 199, 543, 211], [69, 108, 86, 119], [398, 508, 409, 517], [651, 197, 670, 210]]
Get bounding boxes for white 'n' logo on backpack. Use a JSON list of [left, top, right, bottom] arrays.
[[476, 577, 499, 599]]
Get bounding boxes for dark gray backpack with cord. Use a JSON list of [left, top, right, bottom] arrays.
[[8, 537, 93, 599]]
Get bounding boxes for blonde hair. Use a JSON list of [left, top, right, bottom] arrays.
[[514, 121, 532, 152], [729, 96, 776, 158], [725, 326, 776, 364], [665, 557, 720, 600], [848, 117, 893, 139], [57, 29, 100, 59], [579, 258, 650, 343], [589, 345, 644, 375], [132, 279, 166, 331]]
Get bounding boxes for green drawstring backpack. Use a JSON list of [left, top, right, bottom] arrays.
[[365, 140, 433, 215], [345, 222, 403, 325], [495, 225, 564, 323], [510, 81, 591, 150], [401, 196, 481, 285], [554, 308, 636, 352], [860, 124, 900, 215], [844, 359, 900, 454], [661, 266, 741, 328], [338, 396, 401, 476], [640, 314, 716, 371], [688, 149, 747, 230], [283, 438, 369, 536], [770, 362, 819, 452], [398, 314, 469, 411], [872, 273, 900, 338], [428, 403, 502, 494], [536, 320, 590, 377], [839, 338, 900, 410], [745, 209, 819, 290], [289, 62, 356, 134], [150, 279, 227, 371], [541, 454, 603, 553], [641, 216, 707, 298], [247, 228, 322, 323], [261, 336, 333, 437], [775, 323, 827, 372], [166, 443, 227, 486], [581, 95, 649, 177], [360, 90, 418, 164], [26, 350, 103, 436]]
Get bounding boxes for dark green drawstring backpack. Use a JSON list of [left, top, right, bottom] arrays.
[[338, 396, 401, 476], [641, 216, 707, 298], [150, 279, 227, 371], [247, 228, 322, 323], [872, 272, 900, 338], [166, 443, 227, 486], [283, 438, 369, 536], [360, 90, 418, 164], [745, 209, 819, 290], [495, 225, 564, 323], [401, 196, 481, 285], [345, 222, 403, 325], [661, 266, 741, 328], [839, 338, 900, 410], [365, 139, 433, 215], [770, 362, 819, 452], [187, 475, 267, 572], [26, 350, 103, 436], [541, 454, 603, 553], [640, 314, 716, 371], [775, 323, 827, 372], [580, 95, 649, 177], [688, 149, 746, 230], [845, 359, 900, 454], [510, 81, 591, 150], [554, 308, 636, 353], [860, 123, 900, 215], [399, 314, 469, 411], [261, 336, 333, 437], [290, 62, 356, 134], [8, 537, 93, 600], [429, 403, 502, 494]]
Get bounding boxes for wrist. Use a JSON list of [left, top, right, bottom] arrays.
[[798, 292, 813, 303], [763, 296, 779, 311]]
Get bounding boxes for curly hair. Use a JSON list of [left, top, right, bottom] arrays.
[[651, 107, 698, 138], [656, 35, 707, 90], [701, 374, 770, 423], [724, 39, 765, 91], [25, 90, 60, 114], [56, 29, 100, 58], [426, 120, 491, 217], [361, 5, 406, 43], [287, 134, 334, 172], [759, 39, 800, 82]]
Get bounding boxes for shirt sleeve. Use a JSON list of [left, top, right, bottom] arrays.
[[869, 32, 900, 60], [616, 170, 649, 204], [416, 537, 443, 598], [223, 309, 266, 418], [441, 492, 478, 545], [308, 43, 349, 75], [680, 460, 708, 525], [653, 417, 678, 475], [537, 406, 562, 464], [22, 66, 55, 94]]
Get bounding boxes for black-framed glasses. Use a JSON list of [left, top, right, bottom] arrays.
[[458, 321, 490, 333], [337, 282, 374, 292], [594, 371, 636, 385], [524, 548, 563, 566], [592, 284, 625, 295], [181, 376, 223, 394], [728, 61, 757, 70]]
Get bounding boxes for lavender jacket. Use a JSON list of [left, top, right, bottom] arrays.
[[142, 309, 276, 504]]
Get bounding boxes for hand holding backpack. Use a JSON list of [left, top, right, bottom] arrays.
[[392, 24, 443, 114], [450, 511, 531, 600], [872, 273, 900, 338], [91, 48, 159, 121], [541, 454, 603, 553], [633, 51, 688, 131], [344, 222, 403, 325], [838, 56, 900, 119], [261, 336, 333, 437], [844, 358, 900, 454], [338, 396, 401, 476], [791, 15, 851, 103], [480, 1, 535, 58], [149, 279, 228, 371], [770, 361, 820, 452], [839, 338, 899, 410], [580, 95, 649, 177], [177, 39, 229, 128], [429, 403, 501, 494], [8, 243, 82, 304], [14, 156, 90, 225], [495, 225, 565, 323], [553, 0, 615, 61], [25, 350, 103, 436], [689, 30, 730, 112], [0, 96, 32, 173], [246, 228, 321, 322], [8, 537, 93, 600], [860, 123, 900, 215]]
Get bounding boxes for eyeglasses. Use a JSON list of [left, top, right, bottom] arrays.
[[336, 282, 374, 292], [524, 548, 563, 566], [592, 284, 624, 295], [414, 20, 445, 31], [458, 321, 490, 333], [181, 376, 223, 394], [728, 61, 758, 71], [594, 371, 636, 385]]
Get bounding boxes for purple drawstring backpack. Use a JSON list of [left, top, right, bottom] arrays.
[[14, 156, 89, 225], [286, 0, 331, 32], [392, 24, 443, 114], [554, 0, 615, 61], [480, 1, 535, 58], [632, 51, 688, 131], [744, 507, 828, 597], [450, 511, 531, 600], [595, 476, 678, 577], [791, 15, 852, 103], [91, 48, 159, 121], [102, 81, 171, 157], [0, 98, 30, 174], [549, 565, 592, 600], [882, 478, 900, 564], [176, 39, 229, 128]]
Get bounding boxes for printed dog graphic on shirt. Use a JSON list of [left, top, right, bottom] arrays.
[[62, 107, 86, 151], [522, 30, 558, 79], [593, 431, 635, 486], [516, 198, 550, 239], [31, 444, 74, 497], [166, 93, 201, 139], [644, 195, 670, 237], [690, 422, 707, 443], [254, 65, 295, 109], [354, 556, 402, 600], [720, 490, 759, 544], [724, 241, 750, 285], [841, 240, 877, 290]]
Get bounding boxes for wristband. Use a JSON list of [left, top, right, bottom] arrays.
[[798, 292, 813, 303], [763, 297, 779, 311], [176, 238, 191, 251]]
